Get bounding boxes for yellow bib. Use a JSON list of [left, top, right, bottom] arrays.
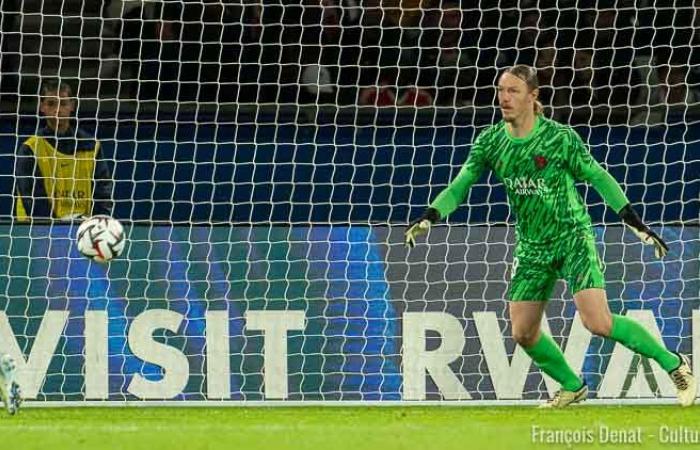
[[19, 136, 97, 219]]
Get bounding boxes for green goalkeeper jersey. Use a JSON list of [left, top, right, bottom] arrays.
[[430, 115, 629, 244]]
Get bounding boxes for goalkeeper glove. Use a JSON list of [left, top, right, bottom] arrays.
[[405, 207, 440, 248], [618, 204, 669, 258]]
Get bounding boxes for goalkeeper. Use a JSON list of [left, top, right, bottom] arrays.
[[406, 65, 696, 408]]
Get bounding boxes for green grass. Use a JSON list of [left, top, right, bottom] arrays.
[[2, 406, 700, 450]]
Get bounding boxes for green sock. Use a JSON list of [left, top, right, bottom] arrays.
[[609, 314, 681, 372], [523, 332, 583, 392]]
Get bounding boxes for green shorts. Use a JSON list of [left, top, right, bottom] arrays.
[[508, 232, 605, 301]]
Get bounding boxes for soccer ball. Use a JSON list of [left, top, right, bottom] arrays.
[[76, 215, 126, 263]]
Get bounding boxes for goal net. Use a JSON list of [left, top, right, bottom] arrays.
[[0, 0, 697, 404]]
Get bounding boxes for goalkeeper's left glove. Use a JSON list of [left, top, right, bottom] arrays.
[[405, 207, 440, 248], [618, 203, 669, 258]]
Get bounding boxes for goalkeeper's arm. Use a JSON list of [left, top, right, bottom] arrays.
[[405, 138, 488, 248], [568, 130, 668, 258]]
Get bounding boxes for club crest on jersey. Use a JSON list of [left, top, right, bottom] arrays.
[[534, 155, 548, 169]]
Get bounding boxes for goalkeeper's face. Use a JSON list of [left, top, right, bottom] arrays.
[[497, 73, 537, 123]]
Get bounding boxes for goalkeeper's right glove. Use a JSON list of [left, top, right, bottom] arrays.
[[405, 207, 440, 248], [618, 203, 669, 258]]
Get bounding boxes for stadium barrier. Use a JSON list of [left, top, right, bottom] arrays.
[[0, 224, 697, 404]]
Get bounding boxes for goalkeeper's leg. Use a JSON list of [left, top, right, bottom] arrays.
[[574, 288, 697, 407], [509, 247, 587, 408], [510, 301, 587, 408], [0, 354, 22, 415]]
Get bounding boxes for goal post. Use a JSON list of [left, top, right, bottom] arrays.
[[0, 1, 697, 404]]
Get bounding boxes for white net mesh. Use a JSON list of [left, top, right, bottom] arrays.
[[0, 0, 697, 403]]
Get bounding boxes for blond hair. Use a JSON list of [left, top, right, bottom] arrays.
[[503, 65, 543, 114]]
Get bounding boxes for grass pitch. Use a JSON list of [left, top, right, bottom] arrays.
[[2, 405, 699, 450]]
